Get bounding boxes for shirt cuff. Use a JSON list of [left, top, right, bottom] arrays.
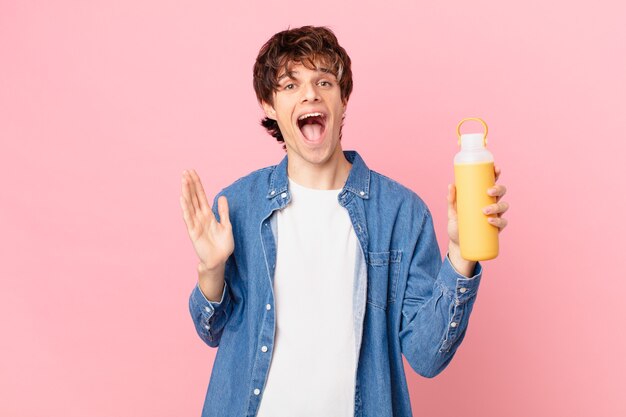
[[436, 251, 483, 301], [192, 280, 229, 315]]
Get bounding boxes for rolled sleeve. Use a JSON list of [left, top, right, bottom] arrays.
[[435, 252, 483, 354], [437, 252, 483, 299], [189, 280, 233, 348]]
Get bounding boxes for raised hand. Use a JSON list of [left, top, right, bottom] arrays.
[[180, 169, 234, 270]]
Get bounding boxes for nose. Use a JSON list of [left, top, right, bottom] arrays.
[[300, 81, 321, 103]]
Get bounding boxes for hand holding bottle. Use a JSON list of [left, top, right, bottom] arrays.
[[448, 118, 509, 261], [447, 164, 509, 247]]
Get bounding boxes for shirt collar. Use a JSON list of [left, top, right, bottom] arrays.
[[266, 150, 371, 200]]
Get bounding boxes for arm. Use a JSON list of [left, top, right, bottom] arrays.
[[189, 259, 233, 348], [180, 178, 235, 348], [399, 208, 483, 378]]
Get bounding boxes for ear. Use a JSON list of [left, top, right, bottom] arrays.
[[261, 101, 277, 120]]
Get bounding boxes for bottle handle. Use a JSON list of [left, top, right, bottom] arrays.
[[456, 117, 488, 147]]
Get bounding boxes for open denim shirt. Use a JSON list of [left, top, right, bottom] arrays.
[[189, 150, 483, 417]]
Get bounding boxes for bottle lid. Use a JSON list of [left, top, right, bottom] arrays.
[[456, 117, 488, 147], [460, 133, 486, 150]]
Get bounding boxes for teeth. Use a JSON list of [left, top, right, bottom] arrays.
[[298, 112, 324, 121]]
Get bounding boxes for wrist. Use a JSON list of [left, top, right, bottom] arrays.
[[198, 259, 225, 272], [197, 261, 226, 302], [447, 242, 477, 278], [198, 260, 226, 281]]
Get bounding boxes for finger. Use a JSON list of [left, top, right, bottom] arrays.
[[487, 184, 506, 196], [179, 194, 196, 232], [487, 216, 508, 230], [185, 170, 201, 213], [483, 201, 509, 215], [189, 169, 212, 214], [494, 164, 501, 181], [496, 185, 506, 203], [447, 184, 457, 219], [487, 184, 507, 200], [181, 172, 197, 217], [217, 196, 231, 225]]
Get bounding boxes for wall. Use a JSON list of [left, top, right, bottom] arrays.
[[1, 1, 624, 416]]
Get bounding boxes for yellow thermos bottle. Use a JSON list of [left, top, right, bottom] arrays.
[[454, 118, 499, 261]]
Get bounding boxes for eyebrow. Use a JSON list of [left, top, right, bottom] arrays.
[[277, 67, 333, 82]]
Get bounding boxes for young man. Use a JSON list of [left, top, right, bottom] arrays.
[[180, 26, 508, 417]]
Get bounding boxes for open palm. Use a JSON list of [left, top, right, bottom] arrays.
[[180, 169, 234, 270]]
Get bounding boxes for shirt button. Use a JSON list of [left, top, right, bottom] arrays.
[[450, 322, 458, 328], [359, 191, 365, 196], [281, 192, 287, 198], [204, 324, 210, 330], [261, 345, 268, 352], [266, 304, 271, 310], [459, 287, 467, 293], [270, 190, 275, 195], [254, 388, 261, 395], [204, 306, 210, 312]]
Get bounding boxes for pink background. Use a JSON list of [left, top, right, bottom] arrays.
[[1, 1, 625, 416]]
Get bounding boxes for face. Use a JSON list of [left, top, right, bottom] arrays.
[[262, 61, 347, 168]]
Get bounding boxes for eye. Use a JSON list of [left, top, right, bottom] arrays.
[[284, 83, 295, 90], [319, 81, 332, 87]]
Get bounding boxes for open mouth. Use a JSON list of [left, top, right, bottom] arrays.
[[297, 112, 327, 142]]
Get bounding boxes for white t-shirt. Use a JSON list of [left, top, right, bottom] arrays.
[[256, 177, 358, 417]]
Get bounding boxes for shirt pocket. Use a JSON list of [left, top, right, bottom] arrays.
[[366, 250, 402, 310]]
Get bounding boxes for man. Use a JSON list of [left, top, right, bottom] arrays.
[[180, 25, 508, 417]]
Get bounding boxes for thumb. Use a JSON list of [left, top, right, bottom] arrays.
[[217, 196, 231, 225], [447, 184, 457, 219]]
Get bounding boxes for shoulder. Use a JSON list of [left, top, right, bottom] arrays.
[[369, 169, 429, 213], [210, 164, 276, 221], [218, 165, 275, 195]]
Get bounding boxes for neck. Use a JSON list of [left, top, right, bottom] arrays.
[[286, 148, 352, 190]]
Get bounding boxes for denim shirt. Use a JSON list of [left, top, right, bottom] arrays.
[[189, 150, 483, 417]]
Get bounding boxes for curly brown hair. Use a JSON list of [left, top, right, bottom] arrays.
[[252, 25, 354, 150]]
